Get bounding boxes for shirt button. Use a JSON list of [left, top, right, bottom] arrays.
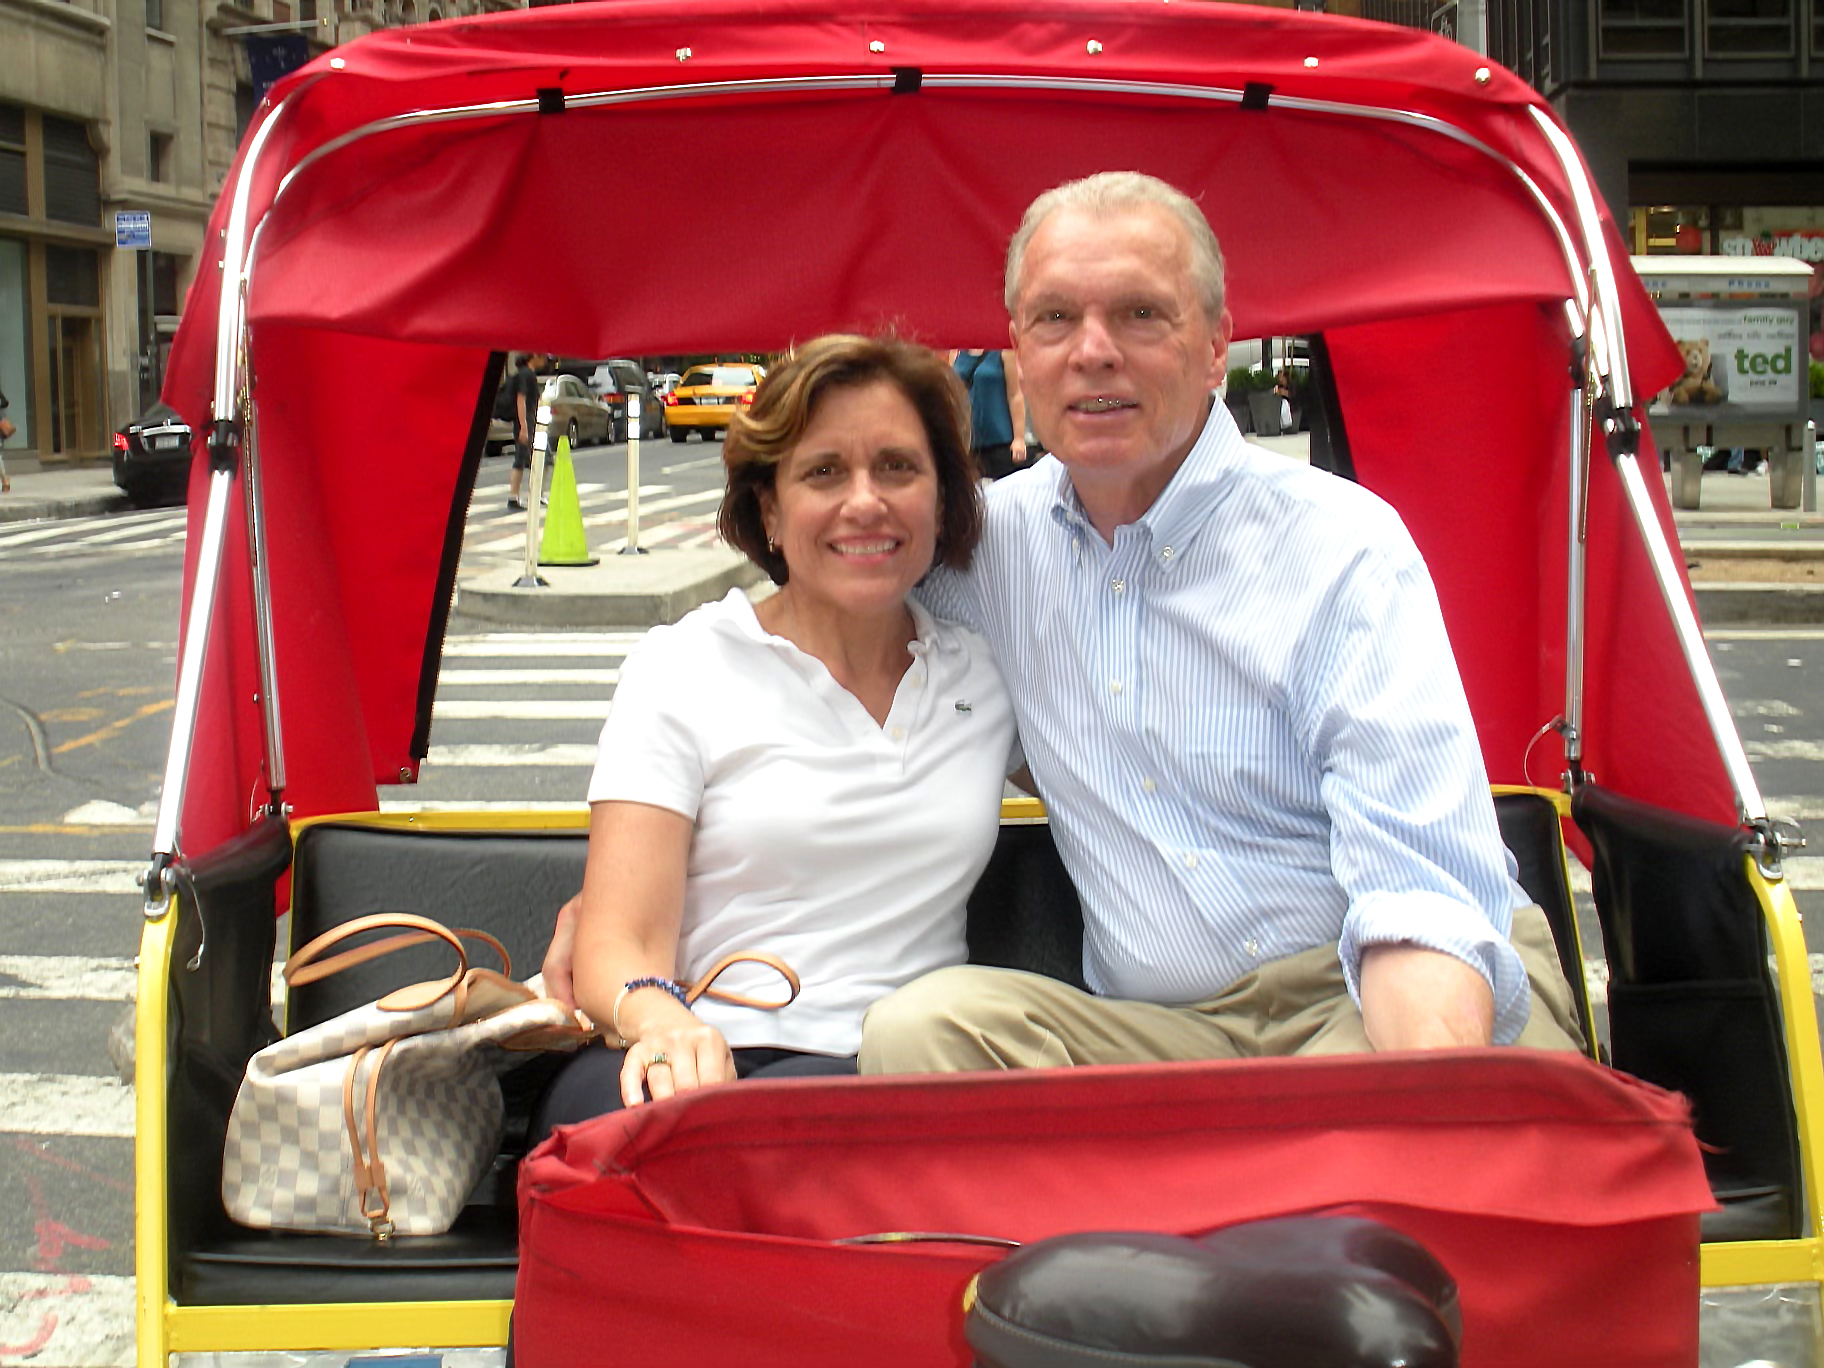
[[1109, 680, 1123, 695], [1141, 777, 1156, 794], [1183, 852, 1199, 870], [1244, 937, 1261, 957], [890, 726, 906, 741], [1161, 546, 1175, 561], [1112, 579, 1126, 594]]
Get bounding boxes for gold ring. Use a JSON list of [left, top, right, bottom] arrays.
[[648, 1052, 670, 1068]]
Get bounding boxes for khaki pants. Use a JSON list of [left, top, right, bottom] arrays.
[[858, 904, 1583, 1073]]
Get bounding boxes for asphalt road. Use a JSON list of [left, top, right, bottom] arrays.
[[0, 442, 1819, 1364]]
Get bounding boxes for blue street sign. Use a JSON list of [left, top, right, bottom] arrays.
[[114, 211, 152, 250]]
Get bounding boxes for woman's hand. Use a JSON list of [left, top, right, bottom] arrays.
[[620, 1013, 736, 1106]]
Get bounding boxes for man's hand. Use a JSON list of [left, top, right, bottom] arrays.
[[542, 893, 582, 1010], [1358, 943, 1494, 1051]]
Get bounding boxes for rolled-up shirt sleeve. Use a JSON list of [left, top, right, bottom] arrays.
[[1295, 528, 1532, 1045]]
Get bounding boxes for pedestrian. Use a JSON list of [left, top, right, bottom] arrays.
[[506, 353, 549, 512], [1274, 366, 1296, 433], [0, 386, 14, 494], [952, 349, 1028, 480]]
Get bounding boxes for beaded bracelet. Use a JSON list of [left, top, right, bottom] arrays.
[[612, 975, 690, 1047]]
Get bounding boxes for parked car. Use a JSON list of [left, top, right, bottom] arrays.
[[111, 403, 193, 505], [665, 362, 766, 441], [586, 359, 665, 441], [541, 373, 615, 450]]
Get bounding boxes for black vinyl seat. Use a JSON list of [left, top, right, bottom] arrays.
[[165, 792, 1724, 1309], [1573, 783, 1801, 1242]]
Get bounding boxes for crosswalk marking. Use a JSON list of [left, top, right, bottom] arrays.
[[432, 699, 611, 720], [0, 1075, 135, 1138], [442, 635, 644, 657], [0, 861, 142, 895], [422, 742, 600, 767], [1708, 628, 1824, 641], [379, 799, 589, 813], [1747, 739, 1824, 762], [438, 667, 621, 686], [0, 956, 136, 1001]]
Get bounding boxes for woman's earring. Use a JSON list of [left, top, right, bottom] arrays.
[[766, 534, 777, 554]]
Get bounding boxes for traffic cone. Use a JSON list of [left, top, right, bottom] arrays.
[[539, 435, 600, 567]]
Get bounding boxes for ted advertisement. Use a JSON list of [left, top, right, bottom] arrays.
[[1648, 304, 1807, 422]]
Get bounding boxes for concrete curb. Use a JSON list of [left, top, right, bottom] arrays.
[[455, 548, 766, 628], [1695, 583, 1824, 626], [0, 490, 131, 524]]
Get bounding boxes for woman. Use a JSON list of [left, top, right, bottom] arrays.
[[951, 349, 1027, 480], [530, 335, 1018, 1136]]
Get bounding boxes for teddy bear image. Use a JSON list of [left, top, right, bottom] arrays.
[[1666, 337, 1724, 405]]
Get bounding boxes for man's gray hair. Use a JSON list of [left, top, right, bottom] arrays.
[[1004, 171, 1226, 321]]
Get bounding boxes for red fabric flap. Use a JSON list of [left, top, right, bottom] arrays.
[[517, 1051, 1709, 1368], [525, 1051, 1711, 1239]]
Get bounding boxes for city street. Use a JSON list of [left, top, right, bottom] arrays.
[[1, 444, 1822, 1364], [0, 436, 725, 1366]]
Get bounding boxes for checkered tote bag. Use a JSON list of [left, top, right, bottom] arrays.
[[222, 912, 590, 1240]]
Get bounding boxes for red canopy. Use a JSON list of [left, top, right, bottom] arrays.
[[163, 0, 1709, 858]]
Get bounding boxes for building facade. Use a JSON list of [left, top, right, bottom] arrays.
[[0, 0, 506, 466], [1481, 0, 1823, 351]]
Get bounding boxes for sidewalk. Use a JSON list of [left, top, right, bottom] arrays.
[[0, 457, 129, 524]]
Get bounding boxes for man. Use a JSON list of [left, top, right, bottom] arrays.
[[506, 352, 548, 513], [858, 171, 1580, 1070]]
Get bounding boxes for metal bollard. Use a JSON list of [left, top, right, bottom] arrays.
[[1805, 420, 1818, 514], [621, 392, 648, 555], [515, 382, 555, 588]]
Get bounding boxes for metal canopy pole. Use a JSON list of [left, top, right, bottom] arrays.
[[1561, 336, 1591, 783], [1530, 109, 1775, 853], [142, 100, 291, 915]]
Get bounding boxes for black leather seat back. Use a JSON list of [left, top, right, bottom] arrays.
[[287, 825, 589, 1029], [1493, 791, 1597, 1049], [1572, 783, 1800, 1240], [165, 814, 293, 1286], [965, 819, 1087, 989]]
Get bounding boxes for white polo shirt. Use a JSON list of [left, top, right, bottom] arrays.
[[588, 589, 1019, 1055]]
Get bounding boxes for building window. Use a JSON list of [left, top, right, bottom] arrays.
[[146, 0, 165, 29], [1706, 0, 1795, 53], [1599, 0, 1690, 55], [1489, 0, 1553, 84], [149, 131, 174, 184], [151, 251, 183, 317], [45, 245, 100, 308], [0, 106, 25, 218], [0, 238, 31, 449], [235, 83, 258, 147], [41, 118, 100, 227]]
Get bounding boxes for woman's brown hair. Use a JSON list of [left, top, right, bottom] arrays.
[[719, 335, 982, 586]]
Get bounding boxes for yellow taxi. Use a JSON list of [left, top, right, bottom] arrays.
[[664, 362, 766, 441]]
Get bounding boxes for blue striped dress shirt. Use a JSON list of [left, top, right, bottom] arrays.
[[918, 401, 1533, 1044]]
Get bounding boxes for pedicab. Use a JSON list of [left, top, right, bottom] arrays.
[[130, 0, 1819, 1363]]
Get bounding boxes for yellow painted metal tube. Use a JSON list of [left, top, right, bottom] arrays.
[[134, 899, 178, 1368], [166, 1299, 513, 1353], [1751, 858, 1824, 1249]]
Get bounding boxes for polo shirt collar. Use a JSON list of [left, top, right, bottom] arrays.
[[1046, 399, 1247, 558], [713, 585, 959, 657]]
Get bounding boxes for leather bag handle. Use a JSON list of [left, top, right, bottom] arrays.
[[284, 912, 512, 1016], [682, 950, 802, 1011]]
